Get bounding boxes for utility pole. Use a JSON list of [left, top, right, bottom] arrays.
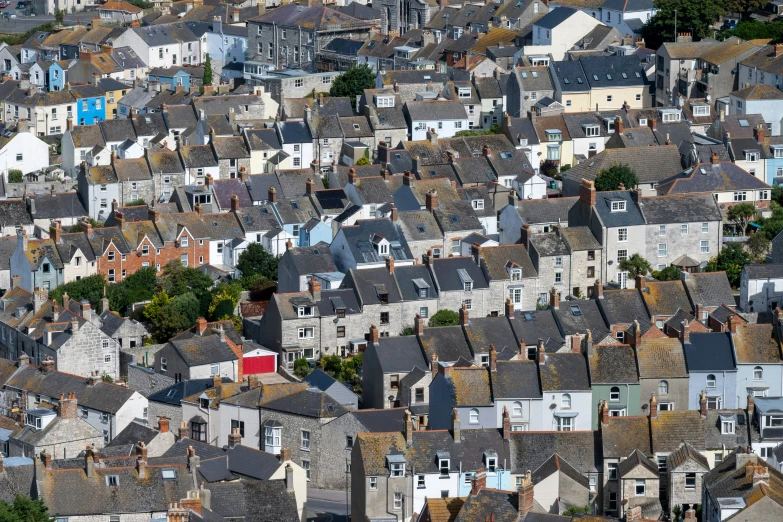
[[674, 9, 677, 42]]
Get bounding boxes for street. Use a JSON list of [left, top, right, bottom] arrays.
[[306, 489, 350, 522], [0, 4, 100, 33]]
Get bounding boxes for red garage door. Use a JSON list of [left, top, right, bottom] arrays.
[[244, 354, 275, 374]]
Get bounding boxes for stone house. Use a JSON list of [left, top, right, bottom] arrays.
[[739, 264, 783, 313], [211, 135, 251, 179], [330, 217, 415, 272], [426, 255, 494, 317], [147, 149, 187, 201], [538, 347, 593, 432], [507, 66, 554, 119], [277, 242, 340, 294], [99, 308, 149, 350], [498, 197, 578, 243], [528, 230, 573, 302], [429, 363, 496, 432], [730, 322, 783, 408], [666, 442, 709, 518], [10, 232, 64, 293], [631, 329, 690, 416], [599, 414, 652, 517], [681, 271, 737, 318], [616, 449, 662, 520], [587, 343, 641, 429], [341, 260, 405, 339], [8, 392, 104, 459], [361, 327, 428, 410], [703, 408, 759, 469]]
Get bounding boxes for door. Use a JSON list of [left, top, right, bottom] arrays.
[[618, 271, 629, 289]]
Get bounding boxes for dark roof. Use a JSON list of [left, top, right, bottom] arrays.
[[493, 360, 542, 398], [352, 408, 408, 432], [651, 410, 706, 452], [589, 344, 639, 384], [371, 336, 427, 374], [395, 264, 439, 301], [602, 416, 652, 457], [508, 309, 564, 350], [420, 325, 473, 364], [684, 272, 735, 308], [539, 353, 591, 391], [284, 242, 337, 275], [554, 299, 610, 340], [106, 421, 159, 448], [509, 431, 600, 474], [431, 257, 489, 291], [640, 280, 691, 317], [658, 162, 770, 195], [535, 7, 578, 29], [640, 193, 722, 224], [464, 316, 519, 355], [516, 197, 577, 225], [592, 191, 645, 227], [744, 263, 783, 279], [148, 378, 230, 405], [684, 332, 737, 372], [599, 289, 650, 326], [169, 335, 238, 366], [261, 388, 348, 418], [617, 448, 659, 478]]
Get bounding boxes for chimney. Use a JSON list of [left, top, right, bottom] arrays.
[[85, 448, 95, 478], [459, 304, 469, 325], [614, 116, 623, 134], [489, 345, 497, 371], [212, 374, 222, 391], [179, 421, 189, 440], [158, 416, 170, 433], [308, 278, 321, 302], [403, 170, 412, 186], [452, 408, 460, 441], [231, 8, 239, 23], [471, 469, 486, 495], [386, 257, 395, 274], [650, 392, 658, 419], [80, 300, 91, 321], [268, 186, 277, 203], [286, 240, 293, 251], [648, 118, 657, 130], [377, 141, 389, 163], [728, 314, 738, 333], [520, 224, 531, 250], [505, 297, 514, 319], [42, 356, 54, 373], [101, 289, 109, 315], [635, 273, 645, 290], [196, 317, 208, 335], [59, 392, 78, 419], [239, 166, 249, 182], [148, 208, 159, 223], [41, 450, 52, 470], [348, 168, 357, 185], [755, 123, 766, 144], [11, 275, 20, 290], [423, 250, 432, 267], [430, 353, 438, 379], [115, 211, 125, 228], [753, 465, 770, 487], [393, 81, 399, 93], [205, 174, 213, 188], [196, 203, 203, 217], [390, 205, 398, 222], [180, 490, 202, 516], [549, 287, 560, 308], [50, 221, 61, 243], [305, 178, 315, 195], [580, 179, 596, 207], [537, 339, 545, 364], [426, 128, 438, 144], [700, 390, 707, 418], [70, 316, 79, 334], [482, 144, 492, 157], [66, 117, 73, 131], [33, 287, 48, 314], [633, 320, 641, 347], [370, 324, 379, 343], [519, 339, 526, 359], [279, 448, 292, 462], [404, 409, 413, 446], [570, 333, 581, 354], [187, 445, 200, 471], [518, 471, 534, 518], [681, 319, 691, 344], [471, 243, 481, 265], [626, 505, 642, 522], [62, 293, 70, 310], [748, 393, 755, 417], [285, 464, 295, 492], [230, 195, 240, 212], [228, 428, 241, 448], [593, 280, 603, 299], [601, 399, 610, 425], [82, 219, 92, 237], [425, 190, 438, 213]]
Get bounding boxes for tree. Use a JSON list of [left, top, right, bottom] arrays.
[[124, 199, 146, 206], [49, 274, 108, 309], [203, 53, 213, 87], [207, 281, 242, 321], [539, 159, 560, 179], [293, 358, 311, 378], [724, 0, 766, 18], [107, 266, 157, 312], [652, 266, 681, 281], [400, 326, 415, 336], [144, 291, 201, 343], [757, 205, 783, 240], [428, 309, 459, 327], [721, 20, 783, 41], [642, 0, 725, 48], [321, 355, 342, 376], [54, 9, 64, 24], [329, 64, 375, 108], [727, 202, 757, 236], [237, 243, 279, 281], [355, 148, 371, 166], [0, 496, 52, 522], [594, 163, 637, 191], [160, 262, 213, 301], [705, 242, 751, 287], [7, 169, 23, 183], [619, 254, 651, 278], [747, 232, 770, 260]]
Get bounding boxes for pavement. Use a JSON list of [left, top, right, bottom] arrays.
[[306, 488, 350, 522]]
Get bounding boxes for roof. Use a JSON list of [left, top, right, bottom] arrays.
[[658, 162, 770, 195], [617, 448, 659, 477], [535, 6, 579, 29], [493, 360, 542, 399], [563, 145, 684, 185], [284, 243, 337, 275], [599, 289, 650, 326], [669, 441, 711, 471], [684, 272, 736, 308], [640, 280, 691, 317], [589, 344, 639, 384], [602, 415, 652, 457], [508, 308, 564, 350], [509, 430, 600, 474], [420, 325, 473, 364], [732, 83, 783, 100], [371, 336, 427, 374], [424, 497, 465, 522], [640, 193, 722, 224], [431, 256, 489, 291], [261, 388, 348, 418], [684, 332, 737, 372], [405, 100, 468, 121], [636, 337, 689, 378], [700, 37, 761, 66], [248, 3, 372, 30], [539, 352, 591, 391], [555, 299, 610, 340], [651, 410, 706, 452], [337, 218, 413, 265], [516, 197, 577, 225], [732, 324, 782, 365], [447, 367, 492, 407], [464, 316, 519, 355], [148, 378, 231, 405], [169, 334, 238, 367]]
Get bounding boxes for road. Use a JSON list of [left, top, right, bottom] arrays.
[[306, 489, 350, 522], [0, 4, 100, 33]]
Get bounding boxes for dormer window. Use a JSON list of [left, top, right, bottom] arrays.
[[611, 200, 626, 212], [439, 458, 450, 476], [375, 95, 394, 108], [25, 414, 42, 429], [511, 268, 522, 281], [745, 151, 760, 162], [298, 306, 314, 317], [660, 109, 681, 123], [639, 118, 647, 126], [387, 454, 406, 477], [693, 105, 710, 116], [773, 146, 783, 159], [107, 475, 119, 486], [458, 87, 471, 98], [604, 118, 616, 133], [458, 269, 473, 291], [472, 199, 484, 210], [485, 453, 497, 472], [583, 124, 599, 137], [545, 130, 562, 142], [464, 281, 473, 291], [721, 419, 735, 434]]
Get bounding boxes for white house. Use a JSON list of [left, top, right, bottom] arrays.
[[729, 84, 783, 136], [740, 264, 783, 313], [596, 0, 655, 37], [276, 121, 314, 169], [112, 26, 182, 69], [513, 171, 548, 200], [405, 100, 469, 141], [0, 131, 50, 180], [526, 7, 604, 61]]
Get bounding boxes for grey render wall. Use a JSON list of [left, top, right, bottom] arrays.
[[640, 377, 689, 416], [320, 412, 365, 490]]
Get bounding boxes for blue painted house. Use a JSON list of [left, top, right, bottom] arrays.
[[72, 83, 107, 125], [148, 66, 191, 91], [683, 330, 738, 410], [47, 61, 67, 92], [300, 218, 332, 247], [731, 323, 783, 407], [271, 196, 322, 248], [766, 141, 783, 185]]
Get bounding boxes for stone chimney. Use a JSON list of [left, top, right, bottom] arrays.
[[179, 421, 189, 440], [430, 353, 438, 379], [614, 116, 623, 134], [85, 447, 95, 478], [459, 304, 469, 325], [520, 224, 531, 251], [196, 317, 208, 335], [370, 324, 379, 343], [570, 333, 581, 354], [518, 471, 534, 518], [40, 450, 52, 470], [748, 393, 755, 417], [268, 186, 277, 203], [158, 416, 170, 433], [650, 392, 658, 419], [549, 287, 559, 308], [59, 392, 78, 419], [728, 314, 738, 333], [593, 279, 603, 299], [285, 464, 294, 492], [700, 389, 707, 418], [404, 409, 413, 446], [635, 273, 646, 290], [386, 257, 395, 274], [537, 339, 545, 364], [306, 177, 315, 195], [452, 408, 460, 441], [279, 448, 291, 462], [309, 278, 321, 301], [502, 406, 510, 440], [80, 299, 92, 321], [228, 427, 241, 448], [425, 190, 438, 213], [230, 195, 240, 212], [626, 505, 642, 522], [681, 319, 691, 344], [755, 123, 766, 144], [136, 442, 148, 479], [752, 464, 770, 487], [41, 356, 54, 373], [580, 179, 596, 207], [33, 287, 48, 314], [489, 345, 497, 371], [50, 221, 61, 243], [505, 297, 514, 319]]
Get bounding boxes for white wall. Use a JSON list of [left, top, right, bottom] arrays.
[[540, 390, 592, 431], [0, 133, 50, 178], [410, 119, 469, 140], [115, 391, 149, 435]]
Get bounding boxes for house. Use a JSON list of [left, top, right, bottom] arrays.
[[277, 242, 340, 293], [0, 131, 50, 179], [507, 66, 554, 119], [361, 330, 428, 410], [532, 114, 573, 170], [103, 417, 176, 458], [633, 329, 689, 416], [404, 100, 469, 141], [72, 83, 108, 126], [598, 0, 655, 37], [527, 7, 604, 61], [330, 218, 414, 272], [154, 318, 242, 382], [498, 197, 577, 243], [303, 368, 358, 410], [683, 328, 738, 410], [689, 38, 764, 110], [588, 343, 641, 428], [98, 1, 144, 24], [600, 414, 653, 516], [537, 347, 592, 432], [655, 38, 720, 107], [729, 84, 783, 136], [276, 121, 314, 170], [615, 449, 662, 520], [112, 25, 189, 69], [731, 322, 783, 407], [740, 264, 783, 312]]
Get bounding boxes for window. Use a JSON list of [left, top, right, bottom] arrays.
[[745, 152, 760, 162], [391, 463, 405, 477], [265, 425, 281, 448], [707, 374, 716, 388], [472, 199, 484, 210], [393, 492, 402, 510], [439, 458, 450, 476], [298, 327, 314, 339], [181, 254, 188, 267], [301, 430, 310, 450], [658, 456, 667, 472], [701, 241, 710, 254], [734, 191, 748, 202], [191, 422, 206, 441], [108, 269, 115, 282], [160, 357, 167, 372], [685, 473, 697, 489], [390, 375, 399, 389], [617, 228, 628, 242], [298, 306, 314, 317], [469, 408, 479, 424], [107, 475, 119, 486], [380, 312, 389, 325], [765, 416, 783, 427], [754, 366, 763, 380], [416, 474, 425, 488], [555, 272, 562, 284], [510, 287, 522, 304], [302, 460, 310, 481], [609, 492, 617, 512], [722, 421, 735, 434], [486, 457, 497, 472], [104, 353, 112, 363], [617, 249, 628, 262], [708, 397, 722, 410], [369, 477, 377, 490], [608, 463, 618, 480], [231, 420, 245, 437], [557, 416, 573, 431], [561, 394, 571, 408], [463, 299, 472, 310], [611, 200, 626, 212], [658, 243, 667, 257], [635, 479, 646, 496], [337, 326, 345, 338], [210, 364, 219, 376], [415, 388, 424, 403], [294, 79, 304, 88], [680, 224, 689, 235], [659, 380, 668, 394], [610, 387, 620, 402]]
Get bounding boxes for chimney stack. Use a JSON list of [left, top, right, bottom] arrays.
[[59, 392, 78, 419], [425, 190, 438, 213], [549, 287, 559, 308], [268, 186, 277, 203], [228, 428, 241, 448], [505, 297, 514, 319], [614, 116, 623, 134], [158, 416, 170, 433], [230, 195, 240, 212], [650, 392, 658, 419], [452, 407, 461, 442], [681, 319, 691, 344], [520, 224, 531, 251], [370, 324, 379, 344], [502, 406, 510, 440], [430, 353, 438, 379], [348, 168, 357, 185], [386, 257, 395, 274], [308, 278, 321, 302], [748, 393, 755, 417], [306, 177, 315, 195], [570, 333, 581, 354], [404, 410, 413, 446], [459, 304, 469, 325], [471, 469, 486, 495], [518, 471, 535, 518], [196, 317, 208, 335], [593, 279, 603, 299], [537, 339, 545, 364], [700, 390, 708, 418], [580, 179, 596, 207], [489, 345, 497, 371]]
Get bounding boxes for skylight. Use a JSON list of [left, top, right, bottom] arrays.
[[161, 469, 177, 479], [739, 119, 750, 127], [570, 305, 583, 316]]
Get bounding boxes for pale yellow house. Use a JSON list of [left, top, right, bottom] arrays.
[[533, 114, 575, 169], [552, 55, 648, 113]]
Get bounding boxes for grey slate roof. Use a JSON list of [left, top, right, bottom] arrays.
[[535, 7, 578, 29], [554, 299, 610, 340], [371, 336, 427, 374], [683, 332, 737, 372], [261, 388, 348, 418], [405, 100, 468, 121], [639, 193, 722, 224], [509, 430, 600, 474], [515, 197, 577, 225], [431, 256, 489, 291], [508, 309, 564, 350], [592, 191, 645, 227], [419, 325, 473, 364], [169, 335, 238, 366], [337, 218, 413, 265], [658, 162, 770, 195], [493, 360, 541, 399], [684, 272, 735, 308], [589, 344, 640, 384], [539, 352, 591, 391], [599, 289, 650, 326]]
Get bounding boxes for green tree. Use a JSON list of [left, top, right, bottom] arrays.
[[428, 309, 459, 327], [563, 505, 591, 516], [160, 262, 213, 300], [329, 64, 375, 108], [642, 0, 725, 48], [203, 53, 213, 86], [144, 291, 201, 342], [207, 281, 242, 321], [539, 159, 560, 179], [727, 202, 757, 236], [400, 326, 415, 336], [705, 242, 751, 287], [67, 218, 103, 233], [107, 266, 157, 312], [594, 163, 637, 191], [124, 199, 146, 206], [237, 242, 279, 281], [294, 358, 311, 378], [725, 0, 767, 18], [49, 274, 108, 309], [757, 205, 783, 240], [747, 232, 770, 260], [0, 495, 52, 522], [619, 253, 651, 278], [321, 354, 343, 376], [652, 266, 681, 281], [7, 169, 23, 183], [355, 148, 371, 166], [722, 20, 783, 41]]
